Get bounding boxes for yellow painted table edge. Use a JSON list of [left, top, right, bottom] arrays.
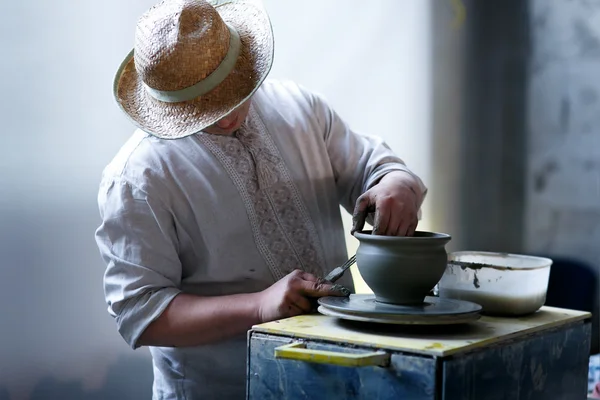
[[252, 306, 592, 357]]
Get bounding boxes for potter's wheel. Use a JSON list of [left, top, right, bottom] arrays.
[[318, 294, 482, 325]]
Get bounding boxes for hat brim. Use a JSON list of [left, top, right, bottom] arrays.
[[113, 0, 274, 139]]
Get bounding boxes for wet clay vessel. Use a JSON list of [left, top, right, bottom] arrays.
[[353, 230, 452, 305]]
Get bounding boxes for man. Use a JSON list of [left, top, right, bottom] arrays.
[[95, 0, 427, 398]]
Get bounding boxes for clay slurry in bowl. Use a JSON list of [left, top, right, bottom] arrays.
[[353, 230, 452, 305], [438, 251, 552, 316], [440, 289, 548, 316]]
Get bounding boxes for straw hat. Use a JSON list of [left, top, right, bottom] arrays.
[[113, 0, 274, 139]]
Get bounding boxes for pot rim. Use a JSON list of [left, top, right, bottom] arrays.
[[353, 230, 451, 242]]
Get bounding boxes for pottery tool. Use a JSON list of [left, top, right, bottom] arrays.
[[324, 254, 356, 283]]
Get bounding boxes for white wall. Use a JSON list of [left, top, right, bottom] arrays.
[[263, 0, 433, 292], [0, 1, 433, 398], [525, 0, 600, 352], [526, 0, 600, 263]]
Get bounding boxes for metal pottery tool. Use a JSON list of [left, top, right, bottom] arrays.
[[324, 254, 356, 283]]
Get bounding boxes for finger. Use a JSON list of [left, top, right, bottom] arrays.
[[298, 271, 319, 282], [329, 284, 352, 297], [373, 199, 391, 236], [289, 269, 323, 284], [397, 208, 419, 236], [287, 269, 305, 279], [351, 195, 372, 234], [297, 279, 344, 298], [386, 205, 404, 236], [396, 218, 412, 237], [405, 216, 418, 236]]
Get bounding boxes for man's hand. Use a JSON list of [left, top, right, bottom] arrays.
[[138, 270, 348, 348], [256, 269, 347, 322], [351, 171, 421, 237]]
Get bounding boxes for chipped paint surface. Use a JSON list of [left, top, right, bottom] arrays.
[[248, 322, 591, 399], [529, 357, 548, 391], [424, 342, 445, 350], [441, 323, 590, 399], [248, 334, 437, 400], [252, 306, 590, 357]]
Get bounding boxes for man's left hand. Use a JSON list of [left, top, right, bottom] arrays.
[[351, 171, 421, 237]]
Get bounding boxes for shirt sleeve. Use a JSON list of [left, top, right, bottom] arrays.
[[95, 177, 182, 349], [307, 90, 428, 217]]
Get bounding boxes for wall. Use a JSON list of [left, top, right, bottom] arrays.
[[437, 0, 530, 254], [526, 0, 600, 267], [0, 1, 436, 398], [525, 0, 600, 351], [1, 1, 156, 399], [429, 0, 468, 253], [436, 0, 600, 352], [263, 0, 434, 292]]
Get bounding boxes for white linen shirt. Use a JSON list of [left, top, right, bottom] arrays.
[[95, 80, 427, 399]]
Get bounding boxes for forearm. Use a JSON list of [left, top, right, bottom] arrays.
[[138, 292, 262, 348]]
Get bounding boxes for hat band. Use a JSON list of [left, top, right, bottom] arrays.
[[143, 23, 242, 103]]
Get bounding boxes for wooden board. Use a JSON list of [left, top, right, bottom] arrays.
[[252, 306, 591, 357]]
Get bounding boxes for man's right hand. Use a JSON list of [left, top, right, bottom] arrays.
[[138, 270, 349, 348], [256, 269, 347, 323]]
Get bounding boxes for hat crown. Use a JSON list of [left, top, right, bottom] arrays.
[[134, 0, 231, 91]]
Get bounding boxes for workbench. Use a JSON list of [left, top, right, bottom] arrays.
[[246, 306, 591, 399]]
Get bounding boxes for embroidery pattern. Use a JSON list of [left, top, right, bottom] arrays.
[[196, 106, 327, 280]]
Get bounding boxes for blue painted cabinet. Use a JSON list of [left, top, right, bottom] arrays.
[[246, 308, 591, 399], [248, 333, 437, 399]]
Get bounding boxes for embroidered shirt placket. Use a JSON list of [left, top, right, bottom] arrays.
[[196, 107, 328, 280]]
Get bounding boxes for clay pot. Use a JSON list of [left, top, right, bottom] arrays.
[[353, 230, 452, 305]]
